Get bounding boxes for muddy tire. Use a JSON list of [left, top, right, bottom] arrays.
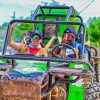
[[51, 84, 67, 100], [85, 82, 100, 100]]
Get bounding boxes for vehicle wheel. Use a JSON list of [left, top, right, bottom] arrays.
[[85, 82, 100, 100], [52, 44, 76, 58], [51, 84, 67, 100]]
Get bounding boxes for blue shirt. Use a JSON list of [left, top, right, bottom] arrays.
[[66, 42, 88, 58]]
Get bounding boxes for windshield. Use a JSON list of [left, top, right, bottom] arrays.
[[3, 6, 86, 62]]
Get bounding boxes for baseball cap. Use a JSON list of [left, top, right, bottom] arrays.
[[64, 27, 76, 35]]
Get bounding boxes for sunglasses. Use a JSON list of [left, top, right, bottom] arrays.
[[32, 34, 41, 40], [67, 33, 75, 40]]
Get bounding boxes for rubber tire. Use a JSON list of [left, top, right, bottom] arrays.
[[51, 84, 67, 100], [85, 82, 100, 100]]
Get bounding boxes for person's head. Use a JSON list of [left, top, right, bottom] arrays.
[[30, 30, 43, 46], [61, 27, 76, 45]]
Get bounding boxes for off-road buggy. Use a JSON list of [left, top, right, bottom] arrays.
[[0, 5, 100, 100], [85, 44, 100, 81]]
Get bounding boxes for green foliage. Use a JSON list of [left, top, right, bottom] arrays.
[[41, 0, 66, 6], [86, 17, 100, 47], [13, 23, 34, 40], [0, 26, 2, 30], [1, 22, 8, 30]]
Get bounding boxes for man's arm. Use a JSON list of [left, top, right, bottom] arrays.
[[8, 23, 24, 51], [37, 36, 56, 57]]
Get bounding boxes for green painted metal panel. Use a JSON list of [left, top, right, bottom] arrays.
[[0, 58, 8, 63], [12, 60, 47, 74], [68, 63, 89, 100]]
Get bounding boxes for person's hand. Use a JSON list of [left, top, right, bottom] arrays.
[[10, 22, 18, 30], [51, 36, 56, 40], [37, 48, 48, 57]]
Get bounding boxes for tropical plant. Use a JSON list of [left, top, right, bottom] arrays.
[[41, 0, 66, 6], [86, 17, 100, 47], [13, 22, 34, 41]]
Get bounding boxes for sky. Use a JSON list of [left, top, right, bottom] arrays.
[[0, 0, 100, 25]]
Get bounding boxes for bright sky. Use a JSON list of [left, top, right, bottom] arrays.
[[0, 0, 100, 25]]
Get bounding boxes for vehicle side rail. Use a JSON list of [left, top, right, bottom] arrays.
[[0, 55, 94, 71]]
